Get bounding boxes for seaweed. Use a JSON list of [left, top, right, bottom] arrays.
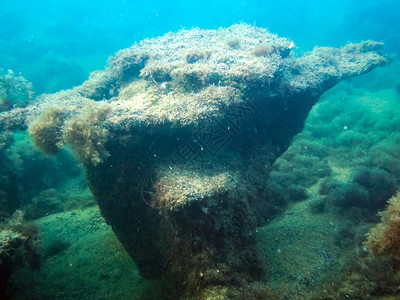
[[28, 105, 66, 155], [366, 193, 400, 257]]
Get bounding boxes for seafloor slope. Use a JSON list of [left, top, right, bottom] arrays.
[[0, 24, 388, 298]]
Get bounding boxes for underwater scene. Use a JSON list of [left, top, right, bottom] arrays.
[[1, 0, 400, 299]]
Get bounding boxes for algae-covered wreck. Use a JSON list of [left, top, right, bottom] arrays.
[[0, 24, 386, 298]]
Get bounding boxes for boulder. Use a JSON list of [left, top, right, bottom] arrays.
[[1, 24, 386, 298]]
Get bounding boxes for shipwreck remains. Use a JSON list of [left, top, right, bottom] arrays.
[[0, 24, 386, 298]]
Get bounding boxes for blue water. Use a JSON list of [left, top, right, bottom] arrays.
[[1, 0, 399, 94], [1, 1, 400, 299]]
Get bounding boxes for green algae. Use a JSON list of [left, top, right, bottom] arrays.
[[10, 206, 164, 300]]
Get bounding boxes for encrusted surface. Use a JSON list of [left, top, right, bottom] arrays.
[[153, 167, 239, 209], [1, 25, 386, 135]]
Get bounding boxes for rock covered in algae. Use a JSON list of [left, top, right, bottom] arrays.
[[1, 25, 385, 149], [0, 69, 33, 113], [0, 24, 387, 298], [365, 193, 400, 257], [0, 210, 40, 298]]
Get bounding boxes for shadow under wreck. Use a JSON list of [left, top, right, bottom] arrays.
[[1, 24, 387, 298]]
